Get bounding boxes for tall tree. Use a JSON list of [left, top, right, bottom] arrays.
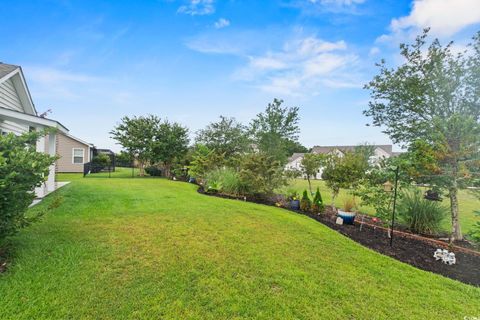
[[300, 153, 323, 194], [250, 99, 300, 164], [110, 115, 189, 177], [152, 120, 189, 177], [195, 116, 249, 158], [285, 139, 309, 156], [364, 30, 480, 240], [322, 150, 370, 207], [110, 115, 160, 176]]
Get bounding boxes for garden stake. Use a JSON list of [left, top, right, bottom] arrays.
[[390, 166, 399, 247]]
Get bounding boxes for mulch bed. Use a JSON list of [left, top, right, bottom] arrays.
[[198, 187, 480, 286]]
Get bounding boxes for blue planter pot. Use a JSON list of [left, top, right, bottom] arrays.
[[290, 200, 300, 210], [338, 210, 356, 225], [188, 177, 196, 183]]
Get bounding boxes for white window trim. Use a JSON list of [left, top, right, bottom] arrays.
[[72, 148, 85, 164]]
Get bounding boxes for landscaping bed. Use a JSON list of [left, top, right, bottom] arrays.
[[198, 187, 480, 286]]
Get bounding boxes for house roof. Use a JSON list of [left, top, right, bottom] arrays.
[[0, 63, 37, 115], [0, 63, 18, 80], [287, 152, 305, 163], [64, 132, 94, 147], [0, 106, 68, 133], [311, 145, 393, 155], [96, 148, 115, 155]]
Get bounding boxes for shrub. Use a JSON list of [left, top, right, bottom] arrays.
[[145, 166, 162, 176], [311, 187, 324, 214], [92, 153, 111, 167], [204, 167, 246, 195], [468, 211, 480, 245], [189, 144, 225, 180], [238, 153, 286, 196], [0, 131, 56, 246], [300, 190, 311, 212], [397, 189, 448, 234]]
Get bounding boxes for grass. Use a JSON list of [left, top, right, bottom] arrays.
[[0, 174, 479, 319], [285, 179, 480, 234]]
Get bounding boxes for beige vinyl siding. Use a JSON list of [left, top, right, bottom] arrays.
[[56, 133, 91, 173], [0, 78, 23, 112]]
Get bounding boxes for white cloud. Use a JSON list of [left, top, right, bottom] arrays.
[[293, 0, 366, 14], [369, 47, 380, 56], [379, 0, 480, 43], [308, 0, 365, 5], [214, 18, 230, 29], [25, 66, 104, 99], [27, 67, 99, 84], [178, 0, 215, 16], [234, 36, 360, 96]]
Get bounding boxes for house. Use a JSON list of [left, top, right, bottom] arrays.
[[55, 133, 94, 173], [286, 144, 395, 180], [311, 145, 394, 165], [0, 63, 69, 197]]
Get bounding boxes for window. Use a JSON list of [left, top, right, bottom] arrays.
[[73, 148, 84, 164]]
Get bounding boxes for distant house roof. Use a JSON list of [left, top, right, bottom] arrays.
[[311, 145, 393, 156], [287, 153, 305, 163], [0, 63, 18, 80], [95, 148, 115, 155]]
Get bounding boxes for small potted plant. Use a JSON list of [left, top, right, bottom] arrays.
[[287, 190, 300, 210], [300, 190, 312, 212], [311, 187, 324, 214], [337, 197, 357, 224]]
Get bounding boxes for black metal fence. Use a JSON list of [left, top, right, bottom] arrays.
[[83, 162, 116, 177]]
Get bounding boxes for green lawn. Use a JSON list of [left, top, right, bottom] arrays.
[[0, 175, 478, 319], [284, 179, 480, 234]]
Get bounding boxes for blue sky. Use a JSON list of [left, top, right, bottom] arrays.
[[1, 0, 479, 151]]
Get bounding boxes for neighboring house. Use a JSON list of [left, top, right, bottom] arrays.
[[285, 152, 323, 179], [286, 145, 396, 180], [312, 145, 394, 166], [56, 133, 94, 173], [0, 63, 69, 197]]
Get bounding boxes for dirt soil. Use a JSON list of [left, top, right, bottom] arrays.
[[198, 187, 480, 287]]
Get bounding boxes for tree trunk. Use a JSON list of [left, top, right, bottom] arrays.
[[448, 157, 462, 241], [139, 161, 145, 176], [449, 183, 462, 241], [164, 163, 171, 178], [307, 176, 312, 195], [331, 189, 338, 208]]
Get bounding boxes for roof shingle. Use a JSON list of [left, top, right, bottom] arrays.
[[0, 63, 19, 80]]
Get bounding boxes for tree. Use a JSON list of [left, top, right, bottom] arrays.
[[250, 99, 300, 164], [152, 120, 189, 177], [0, 131, 57, 246], [195, 116, 250, 158], [300, 153, 323, 194], [238, 153, 287, 196], [354, 156, 410, 223], [321, 150, 370, 207], [364, 29, 480, 240], [188, 144, 225, 180], [111, 116, 189, 177], [285, 139, 309, 155], [115, 151, 133, 167], [110, 115, 160, 176]]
